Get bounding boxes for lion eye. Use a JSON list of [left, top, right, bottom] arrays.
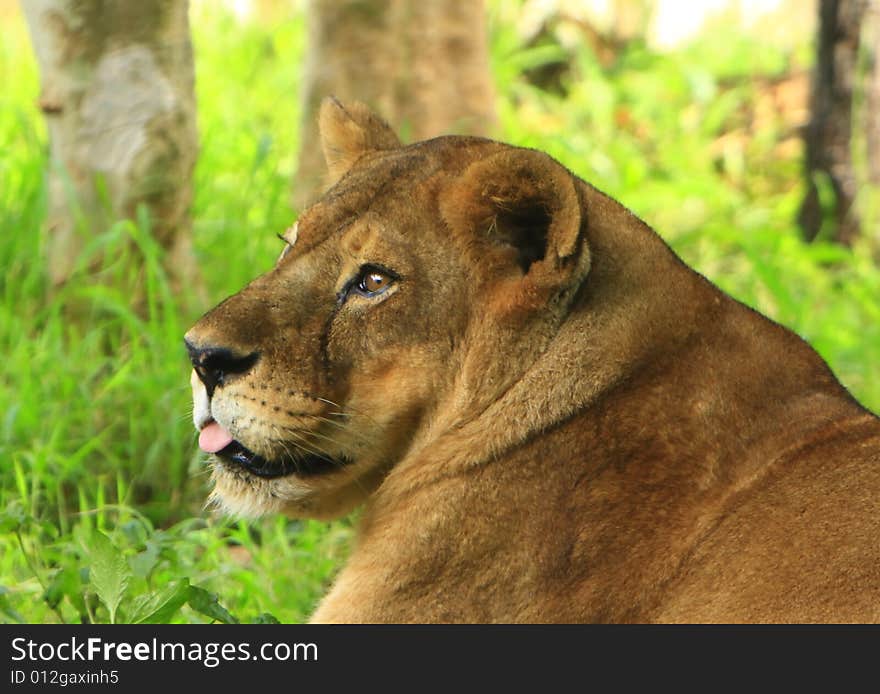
[[352, 266, 397, 298], [362, 272, 387, 292]]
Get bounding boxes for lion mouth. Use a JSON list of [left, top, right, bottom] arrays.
[[200, 420, 350, 478], [214, 440, 349, 478]]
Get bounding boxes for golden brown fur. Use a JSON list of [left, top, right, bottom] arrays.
[[185, 99, 880, 623]]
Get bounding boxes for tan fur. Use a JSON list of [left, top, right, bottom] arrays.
[[185, 99, 880, 623]]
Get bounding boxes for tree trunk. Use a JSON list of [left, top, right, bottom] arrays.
[[799, 0, 880, 247], [23, 0, 198, 287], [293, 0, 496, 210], [860, 1, 880, 246]]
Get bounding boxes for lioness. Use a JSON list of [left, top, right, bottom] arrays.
[[186, 98, 880, 623]]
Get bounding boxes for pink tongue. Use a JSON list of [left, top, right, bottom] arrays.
[[199, 421, 235, 453]]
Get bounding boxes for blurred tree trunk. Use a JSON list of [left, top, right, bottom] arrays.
[[799, 0, 880, 247], [293, 0, 496, 210], [23, 0, 198, 288], [862, 2, 880, 247]]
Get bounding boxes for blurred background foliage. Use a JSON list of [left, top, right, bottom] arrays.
[[0, 0, 878, 623]]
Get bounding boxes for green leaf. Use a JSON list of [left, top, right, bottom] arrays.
[[187, 585, 239, 624], [129, 541, 160, 580], [87, 532, 130, 624], [128, 579, 190, 624], [0, 586, 24, 623], [44, 567, 80, 610], [0, 500, 26, 533], [251, 612, 280, 625]]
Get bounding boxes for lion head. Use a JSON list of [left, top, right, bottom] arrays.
[[185, 98, 592, 519]]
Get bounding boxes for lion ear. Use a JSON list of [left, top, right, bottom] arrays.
[[443, 148, 586, 282], [318, 97, 401, 183]]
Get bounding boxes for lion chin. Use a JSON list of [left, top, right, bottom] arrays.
[[184, 97, 880, 624]]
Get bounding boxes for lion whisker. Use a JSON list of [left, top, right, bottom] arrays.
[[271, 424, 346, 470], [276, 424, 352, 459], [316, 397, 383, 429], [301, 414, 377, 446]]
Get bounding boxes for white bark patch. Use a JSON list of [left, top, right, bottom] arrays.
[[77, 45, 175, 175]]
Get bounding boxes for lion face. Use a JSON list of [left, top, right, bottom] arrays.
[[185, 99, 589, 519]]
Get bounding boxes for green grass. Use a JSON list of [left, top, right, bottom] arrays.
[[1, 3, 878, 623]]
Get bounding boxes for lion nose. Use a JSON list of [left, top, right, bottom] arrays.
[[185, 339, 259, 397]]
